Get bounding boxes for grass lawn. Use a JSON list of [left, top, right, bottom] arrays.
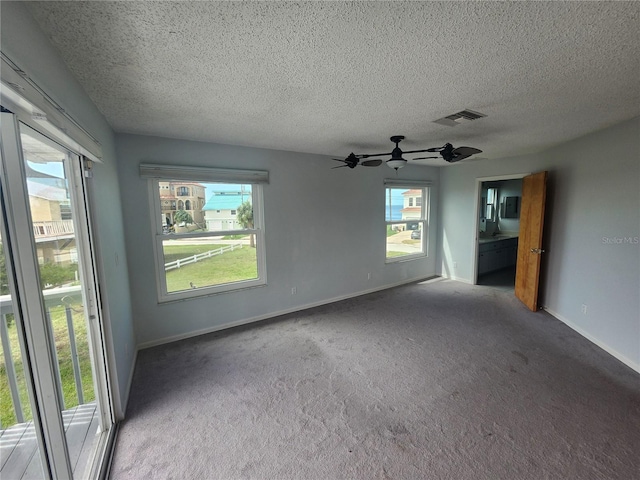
[[162, 243, 228, 264], [386, 251, 408, 258], [164, 243, 257, 292], [0, 303, 94, 428]]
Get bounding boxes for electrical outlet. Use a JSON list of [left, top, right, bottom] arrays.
[[291, 287, 297, 295], [581, 304, 588, 315], [453, 261, 457, 269]]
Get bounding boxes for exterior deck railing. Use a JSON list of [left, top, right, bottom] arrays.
[[0, 285, 88, 430], [32, 220, 75, 239]]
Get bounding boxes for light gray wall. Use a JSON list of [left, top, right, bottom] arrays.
[[439, 117, 640, 371], [115, 134, 439, 347], [1, 2, 136, 417]]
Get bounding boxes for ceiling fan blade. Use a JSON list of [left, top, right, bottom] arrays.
[[426, 146, 445, 152], [361, 159, 382, 167], [332, 158, 347, 163], [447, 154, 472, 163], [359, 152, 392, 159], [331, 164, 349, 169], [452, 146, 482, 156], [411, 156, 439, 161]]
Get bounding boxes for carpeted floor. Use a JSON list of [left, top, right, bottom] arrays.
[[110, 278, 640, 479]]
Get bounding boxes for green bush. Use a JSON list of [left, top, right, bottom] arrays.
[[39, 262, 78, 288]]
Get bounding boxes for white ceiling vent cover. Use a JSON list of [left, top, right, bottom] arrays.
[[434, 109, 487, 127]]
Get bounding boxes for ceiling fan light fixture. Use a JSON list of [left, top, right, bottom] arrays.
[[386, 158, 406, 170]]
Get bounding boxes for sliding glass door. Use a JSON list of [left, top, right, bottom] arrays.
[[0, 112, 113, 479]]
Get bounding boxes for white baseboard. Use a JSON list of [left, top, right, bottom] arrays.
[[122, 348, 138, 418], [137, 275, 437, 350], [544, 307, 640, 374], [116, 348, 138, 420]]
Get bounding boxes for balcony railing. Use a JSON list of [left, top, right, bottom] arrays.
[[0, 285, 91, 430], [32, 220, 75, 240]]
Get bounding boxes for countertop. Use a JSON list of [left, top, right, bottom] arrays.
[[478, 234, 519, 244]]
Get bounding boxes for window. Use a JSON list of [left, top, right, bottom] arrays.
[[385, 183, 429, 261], [141, 164, 268, 302], [486, 187, 498, 221]]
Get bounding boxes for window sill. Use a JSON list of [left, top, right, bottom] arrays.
[[385, 253, 428, 264], [157, 279, 267, 305]]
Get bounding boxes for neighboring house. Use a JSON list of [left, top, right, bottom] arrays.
[[28, 179, 77, 264], [159, 181, 206, 226], [401, 189, 422, 222], [202, 190, 250, 231]]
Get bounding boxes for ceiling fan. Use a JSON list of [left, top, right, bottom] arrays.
[[332, 135, 482, 170]]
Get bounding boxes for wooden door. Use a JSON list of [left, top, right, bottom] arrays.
[[515, 171, 548, 311]]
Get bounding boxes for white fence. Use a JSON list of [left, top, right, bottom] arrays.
[[164, 244, 242, 271]]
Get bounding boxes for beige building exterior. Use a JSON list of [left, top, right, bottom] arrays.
[[159, 181, 206, 226], [28, 180, 76, 264]]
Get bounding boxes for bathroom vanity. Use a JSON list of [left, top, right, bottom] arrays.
[[478, 236, 518, 275]]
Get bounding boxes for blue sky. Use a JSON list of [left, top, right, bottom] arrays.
[[385, 188, 406, 221]]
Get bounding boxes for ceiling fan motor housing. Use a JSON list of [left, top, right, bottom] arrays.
[[390, 146, 404, 160]]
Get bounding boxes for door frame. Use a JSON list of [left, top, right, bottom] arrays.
[[0, 112, 116, 478], [472, 173, 530, 285], [1, 112, 73, 478]]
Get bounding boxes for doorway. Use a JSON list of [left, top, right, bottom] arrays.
[[473, 174, 527, 290], [0, 113, 114, 479]]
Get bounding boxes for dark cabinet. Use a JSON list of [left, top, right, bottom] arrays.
[[478, 237, 518, 275]]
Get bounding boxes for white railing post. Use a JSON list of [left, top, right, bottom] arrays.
[[45, 310, 66, 410], [65, 306, 84, 405]]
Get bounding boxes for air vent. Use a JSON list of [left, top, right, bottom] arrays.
[[434, 109, 487, 127]]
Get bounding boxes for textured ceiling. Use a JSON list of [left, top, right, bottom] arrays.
[[25, 1, 640, 166]]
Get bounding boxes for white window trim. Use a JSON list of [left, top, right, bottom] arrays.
[[384, 182, 430, 263], [145, 169, 267, 303]]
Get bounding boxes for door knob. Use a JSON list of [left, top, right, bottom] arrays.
[[530, 248, 545, 254]]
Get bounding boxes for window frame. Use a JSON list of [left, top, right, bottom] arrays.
[[384, 181, 430, 263], [143, 166, 268, 303]]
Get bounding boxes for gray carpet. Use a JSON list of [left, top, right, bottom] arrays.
[[110, 278, 640, 479]]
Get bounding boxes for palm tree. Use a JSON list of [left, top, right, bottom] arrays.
[[173, 209, 193, 226], [236, 200, 255, 247]]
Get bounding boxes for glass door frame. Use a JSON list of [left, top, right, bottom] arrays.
[[0, 111, 115, 479]]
